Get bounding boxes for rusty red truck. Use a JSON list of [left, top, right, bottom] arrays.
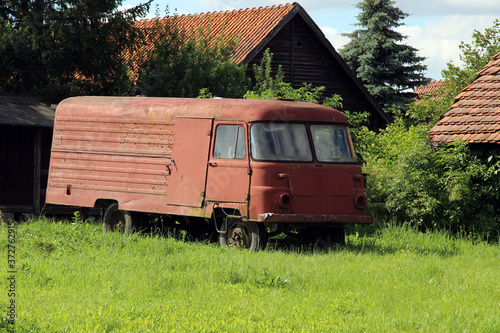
[[46, 96, 372, 250]]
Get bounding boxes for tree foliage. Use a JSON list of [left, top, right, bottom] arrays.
[[356, 19, 500, 240], [136, 20, 250, 98], [404, 19, 500, 127], [0, 0, 152, 102], [360, 120, 500, 240], [244, 49, 343, 107], [340, 0, 429, 110]]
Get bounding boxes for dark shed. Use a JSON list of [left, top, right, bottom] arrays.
[[0, 94, 54, 215]]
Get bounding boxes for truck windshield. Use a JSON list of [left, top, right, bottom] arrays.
[[310, 124, 355, 163], [250, 123, 313, 161]]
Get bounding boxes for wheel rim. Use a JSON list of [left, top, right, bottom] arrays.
[[109, 210, 126, 232], [228, 222, 252, 249]]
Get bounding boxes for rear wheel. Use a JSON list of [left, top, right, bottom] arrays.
[[103, 203, 134, 235], [219, 218, 265, 251]]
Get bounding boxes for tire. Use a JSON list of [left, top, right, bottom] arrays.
[[102, 203, 134, 235], [258, 223, 269, 250], [219, 218, 264, 251]]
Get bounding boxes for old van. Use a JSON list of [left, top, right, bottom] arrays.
[[46, 96, 372, 250]]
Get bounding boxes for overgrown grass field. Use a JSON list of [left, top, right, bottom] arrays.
[[1, 219, 499, 332]]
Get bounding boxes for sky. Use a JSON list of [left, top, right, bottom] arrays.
[[123, 0, 500, 80]]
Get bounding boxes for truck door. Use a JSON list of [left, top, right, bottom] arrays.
[[205, 122, 250, 206], [167, 117, 213, 207]]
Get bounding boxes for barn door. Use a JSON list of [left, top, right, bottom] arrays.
[[167, 117, 213, 207]]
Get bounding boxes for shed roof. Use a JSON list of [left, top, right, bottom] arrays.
[[429, 52, 500, 144], [0, 94, 55, 128]]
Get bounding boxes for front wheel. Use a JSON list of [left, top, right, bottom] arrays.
[[219, 218, 265, 251], [103, 203, 134, 235]]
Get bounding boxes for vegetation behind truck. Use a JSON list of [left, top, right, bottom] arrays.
[[46, 97, 372, 250]]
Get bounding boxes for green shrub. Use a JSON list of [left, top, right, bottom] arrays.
[[358, 120, 500, 241]]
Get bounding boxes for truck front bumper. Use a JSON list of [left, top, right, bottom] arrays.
[[256, 213, 373, 224]]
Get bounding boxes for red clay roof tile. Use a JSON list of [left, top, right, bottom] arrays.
[[430, 52, 500, 145], [413, 80, 446, 96], [130, 3, 297, 66]]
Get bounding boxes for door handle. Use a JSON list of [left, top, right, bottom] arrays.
[[208, 161, 218, 167]]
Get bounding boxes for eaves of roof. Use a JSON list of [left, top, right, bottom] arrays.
[[414, 80, 446, 96]]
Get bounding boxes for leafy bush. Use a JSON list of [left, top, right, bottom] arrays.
[[244, 49, 343, 106], [358, 119, 500, 240], [356, 20, 500, 240], [136, 21, 249, 98]]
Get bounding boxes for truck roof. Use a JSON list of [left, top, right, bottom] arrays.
[[56, 96, 349, 124]]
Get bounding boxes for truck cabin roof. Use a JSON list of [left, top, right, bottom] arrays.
[[56, 96, 349, 125]]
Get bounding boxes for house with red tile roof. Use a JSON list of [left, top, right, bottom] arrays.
[[132, 3, 390, 130], [429, 52, 500, 145], [414, 80, 446, 97]]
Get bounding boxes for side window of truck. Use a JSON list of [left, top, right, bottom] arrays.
[[213, 125, 246, 159]]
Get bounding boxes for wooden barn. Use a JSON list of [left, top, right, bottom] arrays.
[[133, 2, 390, 130], [0, 94, 54, 217]]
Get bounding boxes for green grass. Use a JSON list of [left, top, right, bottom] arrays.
[[1, 219, 499, 332]]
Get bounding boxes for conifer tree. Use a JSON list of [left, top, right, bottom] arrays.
[[340, 0, 429, 110]]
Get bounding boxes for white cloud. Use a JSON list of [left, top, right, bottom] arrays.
[[320, 27, 350, 49], [397, 14, 497, 79], [399, 0, 500, 16], [198, 0, 500, 16]]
